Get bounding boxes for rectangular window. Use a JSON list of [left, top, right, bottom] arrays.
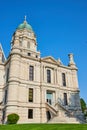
[[62, 73, 66, 86], [6, 68, 9, 82], [64, 93, 68, 105], [29, 88, 33, 102], [29, 66, 34, 81], [4, 89, 7, 104], [28, 109, 33, 119], [2, 110, 6, 122], [47, 69, 51, 83]]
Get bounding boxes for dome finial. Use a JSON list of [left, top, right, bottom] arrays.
[[24, 15, 27, 21], [24, 15, 27, 24]]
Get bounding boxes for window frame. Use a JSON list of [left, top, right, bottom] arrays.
[[29, 88, 33, 102], [62, 73, 66, 86], [29, 65, 34, 81], [4, 89, 7, 104], [64, 93, 68, 105], [28, 109, 33, 119], [47, 69, 51, 83]]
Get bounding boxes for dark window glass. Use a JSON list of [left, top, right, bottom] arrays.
[[64, 93, 68, 105], [36, 55, 38, 58], [2, 110, 6, 122], [28, 109, 33, 119], [29, 88, 33, 102], [6, 68, 9, 82], [47, 69, 51, 83], [29, 66, 34, 81], [4, 89, 7, 104], [28, 53, 31, 56], [62, 73, 66, 86]]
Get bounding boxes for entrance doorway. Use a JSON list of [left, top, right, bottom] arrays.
[[46, 111, 51, 121], [46, 91, 53, 105]]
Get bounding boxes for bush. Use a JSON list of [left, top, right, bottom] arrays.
[[7, 113, 19, 124]]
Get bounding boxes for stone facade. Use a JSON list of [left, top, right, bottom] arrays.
[[0, 18, 83, 124]]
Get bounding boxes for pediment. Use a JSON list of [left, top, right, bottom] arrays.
[[41, 56, 57, 64]]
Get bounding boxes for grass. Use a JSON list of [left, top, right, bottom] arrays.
[[0, 124, 87, 130]]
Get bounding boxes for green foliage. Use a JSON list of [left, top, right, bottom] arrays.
[[80, 98, 86, 113], [7, 113, 19, 124], [84, 112, 87, 117]]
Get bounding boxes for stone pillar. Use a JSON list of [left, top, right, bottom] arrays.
[[72, 70, 79, 89], [68, 53, 75, 64], [68, 53, 76, 68]]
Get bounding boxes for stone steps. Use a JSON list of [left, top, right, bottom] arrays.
[[48, 115, 80, 123], [46, 102, 85, 124]]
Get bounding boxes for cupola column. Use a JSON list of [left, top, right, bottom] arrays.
[[68, 53, 76, 68]]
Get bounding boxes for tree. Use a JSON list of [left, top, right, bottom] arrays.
[[80, 98, 86, 113], [7, 113, 19, 124]]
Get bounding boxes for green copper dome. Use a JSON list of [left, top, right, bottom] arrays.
[[17, 18, 33, 31]]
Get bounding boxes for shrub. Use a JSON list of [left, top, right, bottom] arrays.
[[84, 112, 87, 117], [80, 98, 86, 113], [7, 113, 19, 124]]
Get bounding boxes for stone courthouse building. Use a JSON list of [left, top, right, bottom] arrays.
[[0, 18, 83, 124]]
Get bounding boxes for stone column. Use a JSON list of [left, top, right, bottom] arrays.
[[6, 54, 20, 117]]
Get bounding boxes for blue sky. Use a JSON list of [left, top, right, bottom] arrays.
[[0, 0, 87, 103]]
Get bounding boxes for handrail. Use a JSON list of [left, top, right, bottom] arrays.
[[45, 102, 58, 115]]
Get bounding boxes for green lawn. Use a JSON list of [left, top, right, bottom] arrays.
[[0, 124, 87, 130]]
